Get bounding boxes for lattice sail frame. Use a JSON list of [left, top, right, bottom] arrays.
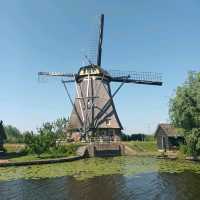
[[108, 70, 162, 85]]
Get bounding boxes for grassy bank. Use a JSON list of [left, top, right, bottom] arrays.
[[123, 141, 186, 159], [4, 143, 25, 153], [3, 141, 182, 162], [2, 143, 83, 162], [123, 141, 159, 156]]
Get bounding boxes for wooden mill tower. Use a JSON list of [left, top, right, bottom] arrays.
[[39, 14, 162, 140]]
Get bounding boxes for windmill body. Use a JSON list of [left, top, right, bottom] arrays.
[[38, 14, 162, 140], [69, 65, 122, 138]]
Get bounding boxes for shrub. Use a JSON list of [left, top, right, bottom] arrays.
[[4, 125, 24, 143], [185, 128, 200, 156], [179, 144, 187, 154], [48, 144, 80, 158], [24, 130, 57, 157]]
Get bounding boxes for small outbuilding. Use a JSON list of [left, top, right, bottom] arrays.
[[154, 123, 184, 151]]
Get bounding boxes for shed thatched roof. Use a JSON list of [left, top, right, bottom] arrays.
[[155, 123, 183, 137]]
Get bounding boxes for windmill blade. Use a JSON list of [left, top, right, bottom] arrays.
[[38, 72, 76, 82], [109, 70, 162, 86], [61, 80, 75, 83], [97, 14, 104, 66], [38, 72, 75, 77]]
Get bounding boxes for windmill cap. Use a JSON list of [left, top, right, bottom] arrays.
[[78, 65, 110, 77]]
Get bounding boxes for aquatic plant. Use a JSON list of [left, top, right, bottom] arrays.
[[1, 156, 200, 182]]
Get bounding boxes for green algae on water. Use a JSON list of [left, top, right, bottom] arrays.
[[1, 156, 200, 182]]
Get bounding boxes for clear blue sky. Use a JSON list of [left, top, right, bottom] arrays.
[[1, 0, 200, 134]]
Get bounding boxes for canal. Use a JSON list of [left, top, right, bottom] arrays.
[[0, 156, 200, 200]]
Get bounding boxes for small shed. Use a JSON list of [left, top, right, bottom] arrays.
[[154, 123, 184, 150]]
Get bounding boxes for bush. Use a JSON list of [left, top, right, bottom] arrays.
[[48, 146, 68, 158], [185, 128, 200, 156], [24, 130, 57, 157], [4, 125, 24, 143], [179, 144, 187, 154], [48, 144, 80, 158], [23, 121, 78, 157], [22, 119, 80, 158]]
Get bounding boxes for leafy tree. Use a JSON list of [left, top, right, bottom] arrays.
[[24, 131, 54, 157], [185, 128, 200, 156], [52, 118, 67, 135], [0, 121, 7, 151], [169, 71, 200, 130], [4, 125, 24, 143], [169, 71, 200, 155], [24, 118, 68, 157]]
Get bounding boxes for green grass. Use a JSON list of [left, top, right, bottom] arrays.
[[4, 143, 25, 153], [2, 143, 84, 162], [124, 141, 158, 155], [9, 155, 39, 162], [8, 153, 76, 162]]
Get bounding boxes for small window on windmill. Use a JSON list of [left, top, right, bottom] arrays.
[[87, 100, 91, 109], [91, 68, 95, 74], [106, 118, 111, 126]]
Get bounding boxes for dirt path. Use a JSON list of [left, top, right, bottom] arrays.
[[0, 160, 10, 164], [124, 145, 137, 156]]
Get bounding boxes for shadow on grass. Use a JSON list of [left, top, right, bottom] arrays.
[[0, 152, 27, 159]]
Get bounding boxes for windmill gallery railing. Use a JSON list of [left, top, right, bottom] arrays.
[[88, 136, 121, 144]]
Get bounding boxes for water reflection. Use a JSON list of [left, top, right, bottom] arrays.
[[1, 172, 200, 200]]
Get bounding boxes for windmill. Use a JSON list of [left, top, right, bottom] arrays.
[[38, 14, 162, 140]]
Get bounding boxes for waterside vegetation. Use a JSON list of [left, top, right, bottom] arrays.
[[3, 143, 81, 162], [1, 118, 82, 162], [170, 71, 200, 157], [123, 141, 158, 156], [1, 156, 200, 182]]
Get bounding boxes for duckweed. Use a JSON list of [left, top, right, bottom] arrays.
[[1, 156, 200, 182]]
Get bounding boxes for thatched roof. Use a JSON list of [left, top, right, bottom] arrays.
[[155, 123, 183, 137]]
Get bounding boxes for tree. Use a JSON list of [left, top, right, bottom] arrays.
[[52, 118, 68, 139], [185, 128, 200, 156], [0, 121, 7, 151], [4, 125, 24, 143], [169, 71, 200, 155], [169, 71, 200, 130], [24, 118, 68, 157], [24, 130, 55, 157]]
